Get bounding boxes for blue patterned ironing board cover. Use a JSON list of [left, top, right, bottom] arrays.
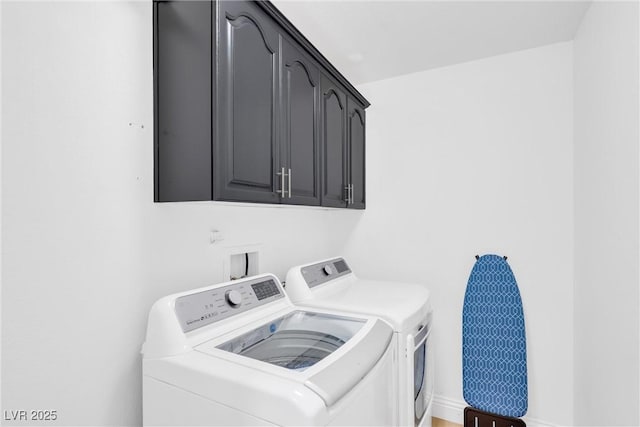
[[462, 254, 528, 417]]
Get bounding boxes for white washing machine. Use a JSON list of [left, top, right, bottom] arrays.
[[142, 273, 396, 426], [285, 257, 434, 427]]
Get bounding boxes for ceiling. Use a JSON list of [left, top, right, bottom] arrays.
[[271, 1, 591, 85]]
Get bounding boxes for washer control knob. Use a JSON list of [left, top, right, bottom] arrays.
[[225, 290, 242, 307], [323, 265, 333, 276]]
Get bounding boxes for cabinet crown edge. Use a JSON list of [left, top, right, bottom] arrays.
[[254, 0, 370, 108]]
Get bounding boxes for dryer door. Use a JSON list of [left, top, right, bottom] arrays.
[[414, 312, 434, 424], [216, 310, 364, 371]]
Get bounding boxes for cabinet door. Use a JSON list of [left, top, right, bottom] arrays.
[[320, 75, 348, 208], [154, 1, 212, 202], [348, 98, 366, 209], [280, 38, 320, 206], [216, 1, 280, 203]]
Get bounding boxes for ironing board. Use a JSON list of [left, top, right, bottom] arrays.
[[462, 254, 527, 419]]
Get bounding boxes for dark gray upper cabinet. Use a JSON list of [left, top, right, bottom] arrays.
[[216, 1, 280, 203], [321, 75, 348, 208], [320, 76, 367, 210], [154, 1, 212, 202], [348, 97, 366, 209], [280, 37, 321, 206], [153, 0, 369, 208]]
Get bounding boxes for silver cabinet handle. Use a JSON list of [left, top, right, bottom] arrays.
[[277, 167, 292, 198], [344, 185, 350, 203], [349, 184, 353, 204], [277, 167, 286, 197]]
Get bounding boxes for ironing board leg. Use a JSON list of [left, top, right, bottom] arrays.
[[464, 407, 526, 427]]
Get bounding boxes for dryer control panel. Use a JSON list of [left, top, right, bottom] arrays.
[[301, 258, 352, 288], [174, 276, 284, 333]]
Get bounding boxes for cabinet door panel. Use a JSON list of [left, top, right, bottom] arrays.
[[281, 38, 320, 205], [216, 1, 279, 203], [155, 1, 212, 202], [348, 98, 366, 209], [321, 75, 347, 208]]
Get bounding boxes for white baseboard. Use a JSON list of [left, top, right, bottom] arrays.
[[432, 394, 466, 423], [431, 394, 557, 427]]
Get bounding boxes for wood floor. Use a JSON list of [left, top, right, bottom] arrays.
[[433, 417, 463, 427]]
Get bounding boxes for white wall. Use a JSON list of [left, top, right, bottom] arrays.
[[1, 2, 362, 425], [346, 43, 575, 425], [573, 2, 640, 425]]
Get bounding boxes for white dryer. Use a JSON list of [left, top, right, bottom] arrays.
[[285, 257, 434, 427], [142, 274, 396, 426]]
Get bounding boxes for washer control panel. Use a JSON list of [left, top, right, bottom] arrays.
[[301, 258, 352, 288], [174, 276, 284, 333]]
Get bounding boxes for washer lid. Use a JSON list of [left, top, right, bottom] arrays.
[[198, 310, 393, 407], [216, 311, 364, 371]]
